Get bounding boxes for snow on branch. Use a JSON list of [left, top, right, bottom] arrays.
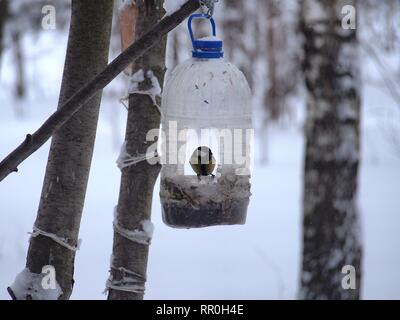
[[113, 207, 154, 245], [163, 0, 190, 16]]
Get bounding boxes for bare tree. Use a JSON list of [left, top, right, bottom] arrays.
[[299, 0, 362, 299], [263, 0, 300, 122], [3, 0, 71, 103], [221, 0, 257, 88], [9, 0, 114, 300], [265, 0, 280, 121], [0, 0, 9, 67], [106, 0, 167, 300], [11, 30, 25, 101]]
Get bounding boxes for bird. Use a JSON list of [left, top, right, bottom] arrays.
[[189, 146, 216, 178]]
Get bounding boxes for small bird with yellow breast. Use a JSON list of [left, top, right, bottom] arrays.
[[189, 146, 216, 178]]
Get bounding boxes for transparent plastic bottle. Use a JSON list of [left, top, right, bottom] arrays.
[[160, 14, 253, 228]]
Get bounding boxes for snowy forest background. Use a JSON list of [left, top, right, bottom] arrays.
[[0, 0, 400, 299]]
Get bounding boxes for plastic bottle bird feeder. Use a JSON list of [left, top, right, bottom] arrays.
[[160, 14, 253, 228]]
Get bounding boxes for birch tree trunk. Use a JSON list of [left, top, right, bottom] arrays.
[[107, 0, 167, 300], [299, 0, 362, 300], [20, 0, 113, 300]]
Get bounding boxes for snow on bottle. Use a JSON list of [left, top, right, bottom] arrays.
[[160, 14, 253, 228]]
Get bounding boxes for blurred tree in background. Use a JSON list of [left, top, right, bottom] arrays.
[[221, 0, 257, 89], [263, 0, 301, 122], [299, 0, 362, 299], [220, 0, 301, 124], [0, 0, 9, 67], [0, 0, 70, 116]]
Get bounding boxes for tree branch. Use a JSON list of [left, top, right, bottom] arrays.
[[0, 0, 200, 182], [7, 287, 17, 300]]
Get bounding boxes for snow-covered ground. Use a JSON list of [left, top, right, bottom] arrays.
[[0, 27, 400, 300]]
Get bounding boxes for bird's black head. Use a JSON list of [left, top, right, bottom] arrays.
[[198, 146, 213, 159]]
